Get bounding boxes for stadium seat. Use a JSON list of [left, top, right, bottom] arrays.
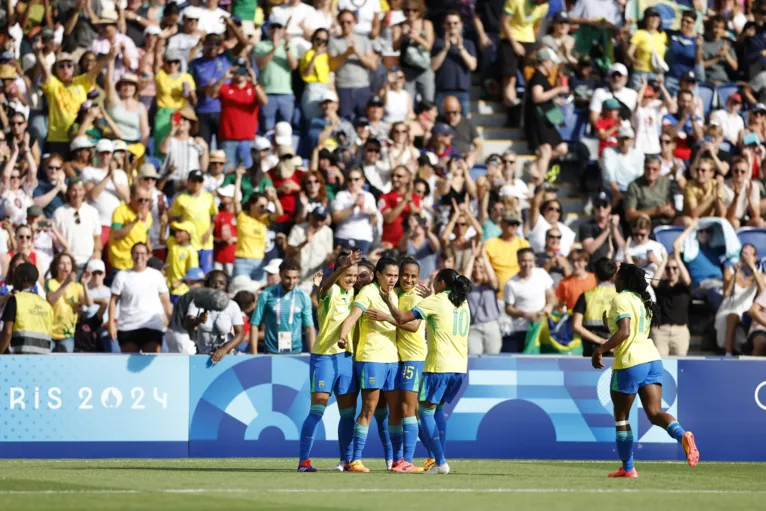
[[736, 227, 766, 259], [716, 83, 740, 108], [697, 83, 715, 118], [557, 108, 588, 142], [653, 225, 685, 254]]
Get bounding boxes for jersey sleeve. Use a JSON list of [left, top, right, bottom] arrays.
[[411, 294, 440, 320], [353, 285, 373, 311], [111, 206, 127, 230], [610, 294, 633, 323]]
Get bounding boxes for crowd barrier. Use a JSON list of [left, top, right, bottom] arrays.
[[1, 355, 764, 461]]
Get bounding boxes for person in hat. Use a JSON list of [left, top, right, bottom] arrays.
[[262, 258, 284, 288], [105, 57, 150, 147], [65, 136, 96, 177], [158, 105, 208, 193], [579, 190, 625, 263], [541, 11, 578, 67], [266, 144, 305, 232], [328, 9, 378, 121], [0, 65, 30, 126], [44, 252, 94, 353], [602, 124, 645, 205], [88, 10, 139, 79], [483, 210, 531, 294], [284, 206, 334, 292], [154, 46, 197, 147], [81, 258, 116, 352], [168, 169, 217, 273], [214, 184, 238, 276], [167, 7, 204, 72], [52, 177, 103, 273], [588, 63, 638, 129], [426, 122, 456, 166], [254, 10, 299, 132], [305, 89, 354, 155], [34, 30, 111, 155], [108, 185, 154, 272], [595, 98, 622, 156], [300, 27, 332, 121], [68, 98, 122, 143], [364, 95, 390, 141], [188, 32, 232, 147], [205, 150, 228, 194], [525, 47, 569, 179], [625, 7, 667, 90], [663, 10, 701, 98], [711, 92, 746, 145], [213, 57, 267, 172], [81, 138, 130, 247], [163, 220, 200, 302], [134, 163, 170, 261]]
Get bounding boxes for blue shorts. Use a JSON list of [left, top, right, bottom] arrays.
[[397, 360, 424, 392], [309, 352, 357, 396], [356, 361, 398, 391], [419, 372, 466, 405], [611, 360, 664, 395]]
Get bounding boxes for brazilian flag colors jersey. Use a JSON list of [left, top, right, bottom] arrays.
[[413, 292, 470, 374], [353, 283, 398, 363], [607, 291, 661, 370], [397, 287, 426, 362], [313, 284, 354, 356]]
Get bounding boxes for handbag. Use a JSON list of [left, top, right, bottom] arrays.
[[538, 104, 564, 126], [404, 43, 431, 71], [647, 31, 669, 73]]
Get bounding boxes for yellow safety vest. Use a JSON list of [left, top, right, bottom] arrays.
[[574, 284, 617, 343], [10, 292, 54, 354]]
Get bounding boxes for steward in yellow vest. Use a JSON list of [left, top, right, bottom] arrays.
[[0, 263, 54, 354], [572, 257, 617, 357]]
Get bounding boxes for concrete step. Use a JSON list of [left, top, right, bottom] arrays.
[[482, 139, 528, 157], [477, 126, 523, 140], [559, 197, 584, 216], [471, 100, 506, 115], [471, 113, 508, 128]]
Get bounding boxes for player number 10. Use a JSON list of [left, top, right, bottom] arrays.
[[452, 309, 469, 336]]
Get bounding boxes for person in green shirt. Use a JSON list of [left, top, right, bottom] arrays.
[[221, 146, 273, 204]]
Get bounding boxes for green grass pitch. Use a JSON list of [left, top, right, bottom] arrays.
[[0, 459, 764, 511]]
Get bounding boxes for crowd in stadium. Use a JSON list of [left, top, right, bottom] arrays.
[[0, 0, 765, 358]]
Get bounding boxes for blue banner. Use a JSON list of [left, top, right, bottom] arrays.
[[0, 356, 189, 458]]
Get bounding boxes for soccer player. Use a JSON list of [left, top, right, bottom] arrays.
[[339, 257, 402, 473], [381, 268, 472, 475], [297, 250, 361, 472], [593, 263, 699, 478]]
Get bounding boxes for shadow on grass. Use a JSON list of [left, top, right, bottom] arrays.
[[59, 466, 299, 473]]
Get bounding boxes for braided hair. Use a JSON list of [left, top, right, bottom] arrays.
[[616, 263, 659, 327]]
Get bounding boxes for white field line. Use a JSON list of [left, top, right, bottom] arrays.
[[0, 488, 765, 496], [0, 459, 760, 465]]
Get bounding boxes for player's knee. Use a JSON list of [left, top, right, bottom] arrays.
[[309, 404, 326, 417], [374, 408, 388, 421]]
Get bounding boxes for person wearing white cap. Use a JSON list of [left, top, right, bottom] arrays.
[[588, 62, 638, 129], [206, 150, 229, 195], [601, 124, 645, 199], [80, 138, 130, 246], [255, 11, 299, 133], [167, 6, 203, 73], [525, 47, 569, 181]]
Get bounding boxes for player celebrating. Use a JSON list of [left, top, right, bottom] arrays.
[[297, 250, 361, 472], [381, 268, 471, 475], [339, 258, 402, 473], [593, 263, 699, 478]]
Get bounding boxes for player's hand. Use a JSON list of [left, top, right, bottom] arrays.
[[592, 349, 605, 369], [415, 282, 432, 298], [312, 271, 323, 287], [365, 308, 388, 322], [602, 311, 609, 330], [338, 337, 348, 349]]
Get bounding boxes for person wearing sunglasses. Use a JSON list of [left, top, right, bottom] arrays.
[[34, 38, 110, 157], [527, 185, 575, 256], [624, 155, 677, 228], [89, 11, 140, 81], [300, 28, 333, 121], [0, 164, 35, 228], [536, 227, 571, 289], [108, 185, 154, 273], [391, 0, 435, 103], [580, 190, 625, 264], [616, 216, 668, 297], [723, 156, 763, 229], [188, 33, 231, 148], [662, 10, 702, 99], [331, 167, 377, 255], [52, 178, 102, 274], [154, 46, 197, 152]]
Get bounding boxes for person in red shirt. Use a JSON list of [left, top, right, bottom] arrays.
[[595, 99, 621, 157], [213, 184, 238, 275], [215, 58, 268, 172], [267, 145, 305, 233], [379, 166, 422, 247]]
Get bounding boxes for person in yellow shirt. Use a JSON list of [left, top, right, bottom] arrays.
[[34, 39, 110, 155], [626, 7, 667, 89], [45, 253, 93, 352], [233, 165, 283, 281], [484, 211, 530, 296], [300, 28, 332, 120], [154, 48, 197, 148], [169, 170, 217, 272], [499, 0, 549, 107], [164, 221, 200, 302], [338, 257, 401, 473], [381, 268, 471, 475], [297, 250, 362, 472], [109, 186, 153, 271], [593, 263, 699, 478]]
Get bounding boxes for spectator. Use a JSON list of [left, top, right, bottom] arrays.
[[379, 67, 414, 127], [337, 0, 382, 38], [624, 155, 677, 226], [163, 221, 199, 302], [379, 165, 422, 247], [158, 106, 208, 192], [0, 262, 53, 355], [204, 151, 228, 194], [626, 7, 667, 89], [747, 287, 766, 356], [105, 68, 150, 149], [663, 89, 704, 162], [572, 257, 618, 357], [525, 48, 569, 179], [673, 219, 727, 305], [725, 156, 763, 228], [664, 10, 703, 97], [659, 132, 686, 184], [440, 203, 483, 271], [108, 242, 172, 353], [138, 26, 162, 112], [711, 93, 746, 146], [329, 9, 378, 121], [499, 0, 549, 108], [426, 122, 457, 167], [716, 244, 764, 355], [166, 7, 202, 73], [465, 250, 502, 354], [589, 63, 638, 129], [440, 95, 482, 167], [331, 166, 377, 254], [617, 216, 668, 285], [81, 258, 115, 352], [570, 55, 599, 109], [359, 138, 392, 199], [7, 112, 41, 170], [527, 184, 575, 256], [255, 11, 298, 132], [300, 28, 332, 121], [556, 249, 597, 311], [433, 15, 478, 115], [651, 250, 692, 356], [154, 45, 198, 149], [267, 144, 305, 233], [214, 60, 268, 171], [1, 157, 34, 228], [188, 33, 232, 148], [306, 90, 355, 156], [387, 122, 420, 172], [689, 124, 731, 177], [580, 191, 624, 263], [9, 224, 42, 278], [541, 11, 578, 66], [681, 157, 726, 224], [45, 252, 93, 353], [27, 207, 64, 279], [484, 211, 530, 294], [633, 80, 673, 156], [250, 258, 315, 354], [213, 184, 237, 276], [293, 171, 332, 226], [68, 100, 122, 142], [391, 0, 435, 103], [168, 169, 217, 274], [595, 98, 621, 157], [601, 125, 645, 208], [364, 95, 390, 141], [399, 214, 440, 280], [187, 271, 245, 356], [703, 14, 738, 86], [35, 154, 69, 219], [503, 247, 555, 352], [53, 178, 102, 273], [82, 139, 130, 248], [64, 136, 95, 178], [197, 0, 231, 36], [535, 227, 571, 288], [284, 207, 334, 293], [164, 268, 206, 354], [89, 11, 139, 80], [108, 185, 153, 272]]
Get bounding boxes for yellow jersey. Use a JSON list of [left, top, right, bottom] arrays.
[[630, 30, 668, 73], [353, 283, 399, 363], [235, 211, 270, 259], [169, 191, 217, 251], [165, 240, 199, 296], [313, 284, 354, 356], [41, 74, 94, 143], [155, 70, 196, 110], [607, 291, 661, 370], [397, 288, 427, 362], [413, 292, 470, 374], [484, 235, 530, 297], [44, 279, 83, 340], [299, 50, 330, 84], [109, 204, 152, 270], [502, 0, 549, 43]]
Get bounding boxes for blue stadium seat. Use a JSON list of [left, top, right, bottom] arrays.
[[557, 108, 588, 142], [653, 225, 685, 254], [737, 227, 766, 259], [697, 83, 715, 118], [716, 83, 740, 108]]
